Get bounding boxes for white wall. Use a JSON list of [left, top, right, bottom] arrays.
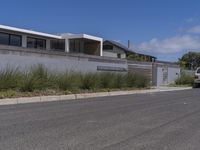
[[168, 67, 180, 84], [0, 52, 127, 73], [103, 51, 118, 58], [156, 66, 180, 86]]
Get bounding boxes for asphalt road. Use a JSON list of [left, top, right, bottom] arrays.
[[0, 89, 200, 150]]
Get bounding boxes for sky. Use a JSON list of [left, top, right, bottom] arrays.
[[1, 0, 200, 61]]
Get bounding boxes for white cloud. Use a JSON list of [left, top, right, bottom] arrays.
[[187, 25, 200, 34], [134, 35, 200, 54]]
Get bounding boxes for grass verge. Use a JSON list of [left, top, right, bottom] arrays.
[[0, 65, 150, 99]]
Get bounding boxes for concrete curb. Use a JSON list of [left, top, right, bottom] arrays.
[[0, 87, 192, 106]]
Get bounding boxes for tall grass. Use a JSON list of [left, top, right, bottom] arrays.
[[175, 73, 194, 86], [0, 65, 150, 93], [0, 66, 21, 90]]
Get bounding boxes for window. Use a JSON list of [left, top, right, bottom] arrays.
[[27, 38, 35, 48], [0, 33, 9, 45], [69, 39, 80, 53], [37, 39, 46, 49], [0, 32, 22, 46], [10, 34, 21, 46], [103, 45, 113, 50], [117, 53, 121, 58], [27, 37, 46, 49], [50, 39, 65, 51]]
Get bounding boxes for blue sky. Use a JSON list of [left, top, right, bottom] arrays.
[[1, 0, 200, 61]]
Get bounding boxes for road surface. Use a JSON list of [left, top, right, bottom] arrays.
[[0, 89, 200, 150]]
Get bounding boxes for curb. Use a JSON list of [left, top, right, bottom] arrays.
[[0, 87, 192, 106]]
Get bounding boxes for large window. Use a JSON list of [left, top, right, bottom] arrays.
[[0, 32, 21, 46], [10, 34, 21, 46], [27, 37, 46, 49], [50, 39, 65, 51], [0, 33, 9, 45], [103, 45, 113, 50], [69, 39, 81, 53]]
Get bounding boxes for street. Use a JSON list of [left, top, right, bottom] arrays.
[[0, 89, 200, 150]]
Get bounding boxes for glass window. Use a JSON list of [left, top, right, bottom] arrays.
[[36, 39, 46, 49], [74, 40, 80, 52], [69, 40, 75, 52], [27, 37, 46, 49], [103, 45, 113, 50], [0, 33, 9, 45], [117, 53, 121, 58], [10, 34, 21, 46], [50, 40, 65, 51], [27, 37, 36, 48]]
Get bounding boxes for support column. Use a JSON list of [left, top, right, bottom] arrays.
[[100, 40, 103, 56], [65, 39, 69, 53], [46, 39, 51, 50], [22, 35, 27, 48]]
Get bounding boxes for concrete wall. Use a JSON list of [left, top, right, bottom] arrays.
[[128, 60, 153, 84], [0, 45, 127, 73], [103, 51, 126, 59], [0, 45, 181, 86]]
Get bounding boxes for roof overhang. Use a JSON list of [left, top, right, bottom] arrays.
[[61, 33, 103, 42], [0, 24, 62, 39]]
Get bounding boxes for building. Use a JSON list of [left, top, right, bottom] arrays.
[[103, 40, 156, 62], [0, 24, 103, 56]]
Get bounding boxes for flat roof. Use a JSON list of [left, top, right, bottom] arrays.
[[0, 24, 103, 42], [0, 24, 62, 39], [61, 33, 103, 42]]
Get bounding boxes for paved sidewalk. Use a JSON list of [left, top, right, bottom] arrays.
[[0, 87, 192, 106]]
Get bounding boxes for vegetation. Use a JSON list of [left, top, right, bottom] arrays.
[[0, 65, 150, 98], [127, 53, 145, 61], [175, 73, 194, 86], [178, 52, 200, 70]]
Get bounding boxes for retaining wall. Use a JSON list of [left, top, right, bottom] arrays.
[[0, 45, 180, 86]]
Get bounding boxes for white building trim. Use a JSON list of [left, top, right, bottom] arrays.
[[0, 24, 62, 39], [61, 33, 103, 56]]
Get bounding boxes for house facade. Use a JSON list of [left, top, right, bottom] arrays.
[[0, 25, 103, 56], [103, 40, 127, 59], [103, 40, 156, 62], [0, 24, 156, 62]]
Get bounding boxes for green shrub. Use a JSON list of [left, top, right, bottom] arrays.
[[20, 72, 35, 92], [134, 74, 149, 88], [80, 73, 100, 90], [111, 73, 126, 89], [175, 74, 194, 86], [0, 65, 150, 96], [0, 90, 17, 99], [98, 72, 113, 89], [20, 65, 56, 92], [0, 67, 21, 90], [125, 73, 136, 88], [125, 73, 149, 88], [57, 73, 81, 91]]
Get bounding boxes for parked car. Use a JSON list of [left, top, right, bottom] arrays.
[[194, 67, 200, 88]]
